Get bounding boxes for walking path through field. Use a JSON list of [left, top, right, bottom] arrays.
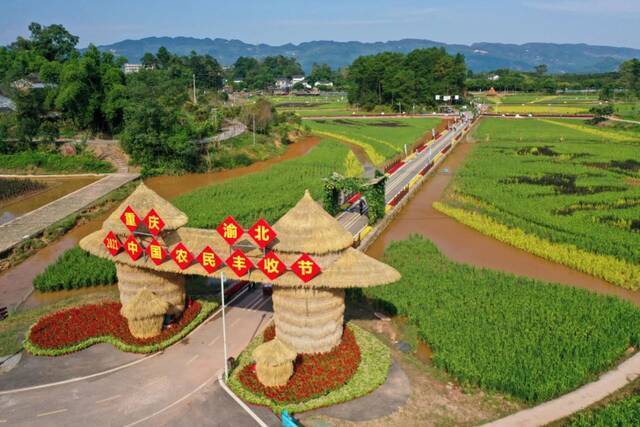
[[0, 173, 139, 256], [485, 352, 640, 426], [608, 116, 640, 125]]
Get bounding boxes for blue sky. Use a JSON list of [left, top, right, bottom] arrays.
[[2, 0, 639, 48]]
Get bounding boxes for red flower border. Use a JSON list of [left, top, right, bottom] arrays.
[[29, 300, 201, 349], [238, 325, 361, 403]]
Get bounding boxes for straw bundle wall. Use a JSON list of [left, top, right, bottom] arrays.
[[256, 362, 293, 387], [120, 288, 169, 338], [116, 264, 186, 316], [272, 287, 345, 354]]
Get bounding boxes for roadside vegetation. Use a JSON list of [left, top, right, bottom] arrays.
[[437, 118, 640, 289], [366, 235, 640, 403], [0, 150, 113, 174], [307, 118, 441, 165]]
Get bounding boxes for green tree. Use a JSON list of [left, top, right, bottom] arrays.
[[535, 64, 548, 76], [619, 59, 640, 97], [12, 22, 79, 62]]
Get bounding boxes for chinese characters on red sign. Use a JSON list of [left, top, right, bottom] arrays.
[[171, 242, 193, 270], [146, 238, 166, 265], [143, 209, 165, 236], [120, 206, 140, 231], [290, 253, 321, 282], [124, 234, 143, 261], [257, 251, 286, 280], [197, 246, 223, 273], [216, 216, 243, 246], [249, 218, 276, 248], [226, 249, 253, 277]]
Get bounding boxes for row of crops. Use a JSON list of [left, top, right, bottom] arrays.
[[33, 139, 351, 290], [438, 118, 640, 288], [306, 118, 441, 166], [0, 177, 46, 201], [0, 151, 114, 174], [566, 394, 640, 426], [366, 235, 640, 403]]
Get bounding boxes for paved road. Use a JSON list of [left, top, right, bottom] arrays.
[[0, 287, 279, 426], [337, 113, 472, 237], [0, 173, 139, 256]]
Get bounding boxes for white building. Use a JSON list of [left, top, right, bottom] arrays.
[[275, 78, 292, 90], [123, 63, 144, 74], [314, 80, 334, 88], [487, 74, 500, 81], [291, 75, 306, 85]]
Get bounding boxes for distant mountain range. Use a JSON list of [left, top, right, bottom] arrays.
[[95, 37, 640, 74]]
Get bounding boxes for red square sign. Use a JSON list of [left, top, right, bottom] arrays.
[[216, 216, 244, 246], [226, 249, 253, 277], [257, 251, 286, 280], [146, 238, 166, 265], [124, 234, 143, 261], [103, 231, 122, 256], [120, 206, 141, 232], [143, 209, 165, 236], [170, 242, 194, 270], [290, 253, 321, 283], [197, 246, 223, 274], [249, 218, 276, 249]]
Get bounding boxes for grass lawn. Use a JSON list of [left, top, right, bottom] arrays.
[[492, 104, 590, 114], [366, 235, 640, 403], [306, 118, 441, 165], [615, 102, 640, 121], [0, 287, 118, 356], [0, 151, 114, 174], [436, 118, 640, 289]]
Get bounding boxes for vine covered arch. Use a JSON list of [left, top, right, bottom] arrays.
[[323, 172, 386, 225]]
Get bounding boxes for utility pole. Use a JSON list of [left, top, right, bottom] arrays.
[[220, 272, 229, 381], [193, 74, 197, 105], [252, 113, 256, 145]]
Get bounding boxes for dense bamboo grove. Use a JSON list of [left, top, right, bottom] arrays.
[[439, 118, 640, 287], [366, 235, 640, 403]]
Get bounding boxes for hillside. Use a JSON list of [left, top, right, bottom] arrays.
[[95, 37, 640, 73]]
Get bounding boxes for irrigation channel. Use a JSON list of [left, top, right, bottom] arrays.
[[3, 121, 640, 311]]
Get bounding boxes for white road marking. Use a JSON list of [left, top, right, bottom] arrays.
[[208, 336, 220, 347], [218, 371, 268, 427], [0, 419, 7, 423], [186, 354, 199, 366], [95, 394, 121, 404], [37, 408, 67, 417]]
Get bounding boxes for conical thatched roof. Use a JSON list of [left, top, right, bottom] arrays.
[[272, 190, 353, 254], [252, 338, 297, 366], [120, 288, 169, 320], [313, 248, 401, 288], [103, 183, 188, 235]]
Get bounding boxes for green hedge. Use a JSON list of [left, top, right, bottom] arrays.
[[366, 235, 640, 403], [33, 247, 116, 291]]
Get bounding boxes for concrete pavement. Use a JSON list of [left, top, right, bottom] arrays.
[[0, 288, 276, 426]]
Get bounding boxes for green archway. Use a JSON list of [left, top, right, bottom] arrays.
[[323, 172, 386, 225]]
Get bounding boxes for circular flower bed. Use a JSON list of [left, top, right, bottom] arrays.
[[238, 325, 361, 403], [25, 299, 218, 356], [229, 323, 391, 413]]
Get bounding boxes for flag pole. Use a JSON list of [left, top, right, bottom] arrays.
[[221, 271, 229, 381]]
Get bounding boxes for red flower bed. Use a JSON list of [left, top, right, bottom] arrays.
[[239, 325, 361, 403], [29, 300, 202, 349]]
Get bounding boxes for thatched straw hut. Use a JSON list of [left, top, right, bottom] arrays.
[[120, 288, 169, 338], [252, 338, 297, 387], [269, 191, 400, 354]]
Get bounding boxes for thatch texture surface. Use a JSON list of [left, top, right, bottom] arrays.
[[253, 338, 297, 366], [273, 287, 345, 354], [120, 288, 168, 338], [103, 183, 188, 235], [116, 264, 186, 316], [272, 190, 353, 255]]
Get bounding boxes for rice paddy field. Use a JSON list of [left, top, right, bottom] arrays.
[[306, 118, 441, 165], [268, 95, 355, 117], [174, 138, 351, 228], [436, 118, 640, 289], [366, 235, 640, 403], [481, 92, 600, 115]]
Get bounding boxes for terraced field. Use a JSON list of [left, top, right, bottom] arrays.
[[436, 118, 640, 289], [269, 95, 354, 117], [307, 118, 441, 165]]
